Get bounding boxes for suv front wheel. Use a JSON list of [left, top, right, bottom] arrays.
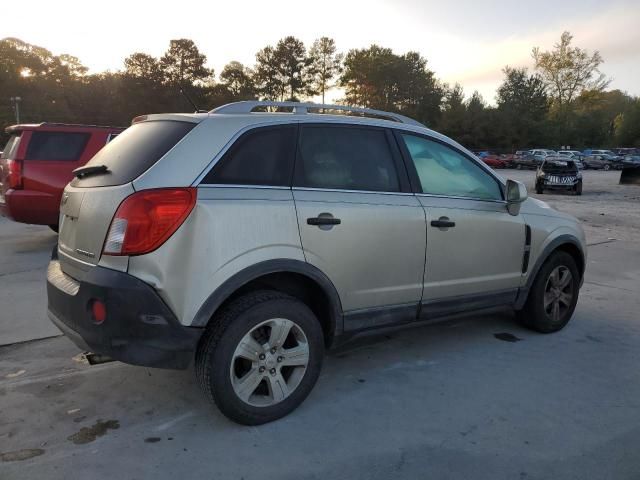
[[196, 290, 324, 425], [517, 251, 580, 333]]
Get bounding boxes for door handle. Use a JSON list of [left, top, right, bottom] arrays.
[[430, 217, 455, 229], [307, 216, 341, 226]]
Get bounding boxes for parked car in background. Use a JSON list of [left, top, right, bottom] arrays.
[[514, 153, 542, 170], [582, 154, 618, 170], [0, 123, 124, 231], [530, 149, 556, 161], [480, 154, 509, 169], [536, 156, 582, 195], [46, 101, 586, 425], [556, 150, 584, 169], [613, 148, 639, 156]]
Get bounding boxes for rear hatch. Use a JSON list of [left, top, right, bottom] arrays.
[[57, 119, 196, 279]]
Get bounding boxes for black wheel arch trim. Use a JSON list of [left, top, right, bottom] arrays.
[[515, 233, 585, 309], [190, 259, 344, 337]]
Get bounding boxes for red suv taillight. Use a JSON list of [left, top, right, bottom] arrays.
[[103, 188, 197, 256], [6, 159, 23, 190]]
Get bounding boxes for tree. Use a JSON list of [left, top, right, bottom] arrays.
[[219, 61, 256, 99], [308, 37, 343, 103], [254, 46, 284, 100], [615, 99, 640, 147], [124, 53, 162, 80], [532, 31, 609, 107], [339, 45, 443, 125], [273, 36, 311, 100], [496, 66, 549, 149], [254, 37, 312, 101], [160, 39, 212, 86], [437, 83, 466, 140]]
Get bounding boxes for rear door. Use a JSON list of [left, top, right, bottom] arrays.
[[292, 124, 426, 328], [396, 132, 525, 313]]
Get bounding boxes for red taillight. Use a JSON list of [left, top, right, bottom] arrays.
[[6, 159, 23, 189], [103, 188, 197, 256], [91, 299, 107, 325]]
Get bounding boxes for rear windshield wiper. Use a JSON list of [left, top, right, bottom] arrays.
[[73, 164, 109, 178]]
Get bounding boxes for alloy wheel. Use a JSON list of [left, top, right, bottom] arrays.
[[230, 318, 309, 407], [543, 266, 574, 322]]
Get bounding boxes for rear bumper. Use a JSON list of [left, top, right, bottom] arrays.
[[0, 188, 60, 225], [46, 256, 202, 369]]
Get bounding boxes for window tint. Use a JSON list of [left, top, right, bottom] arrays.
[[1, 134, 21, 159], [203, 126, 296, 186], [26, 131, 89, 161], [295, 126, 400, 192], [401, 134, 502, 200], [71, 121, 195, 187]]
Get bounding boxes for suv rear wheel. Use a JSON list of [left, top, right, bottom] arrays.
[[517, 251, 580, 333], [196, 290, 324, 425]]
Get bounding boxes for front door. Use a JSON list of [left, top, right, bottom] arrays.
[[396, 132, 525, 310]]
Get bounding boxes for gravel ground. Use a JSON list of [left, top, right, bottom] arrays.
[[1, 169, 639, 480]]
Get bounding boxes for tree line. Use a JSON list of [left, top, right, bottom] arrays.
[[1, 33, 639, 150]]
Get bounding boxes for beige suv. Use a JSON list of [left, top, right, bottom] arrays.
[[47, 102, 586, 425]]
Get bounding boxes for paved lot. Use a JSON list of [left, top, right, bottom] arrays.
[[1, 170, 639, 479]]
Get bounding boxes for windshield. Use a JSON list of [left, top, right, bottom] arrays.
[[542, 159, 578, 173]]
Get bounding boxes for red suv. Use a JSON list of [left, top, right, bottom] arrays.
[[0, 123, 124, 231]]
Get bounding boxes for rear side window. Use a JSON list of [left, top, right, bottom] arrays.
[[203, 126, 296, 186], [26, 132, 89, 161], [71, 121, 195, 187], [295, 126, 400, 192], [1, 134, 21, 159]]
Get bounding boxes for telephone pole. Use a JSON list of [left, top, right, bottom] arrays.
[[10, 96, 22, 124]]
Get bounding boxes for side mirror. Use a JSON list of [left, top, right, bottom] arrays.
[[506, 179, 527, 216]]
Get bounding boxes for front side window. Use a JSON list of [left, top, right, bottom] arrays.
[[203, 126, 296, 186], [295, 126, 400, 192], [26, 131, 90, 161], [401, 134, 502, 201]]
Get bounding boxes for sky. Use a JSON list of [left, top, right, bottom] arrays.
[[4, 0, 640, 104]]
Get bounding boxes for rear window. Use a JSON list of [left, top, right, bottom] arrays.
[[71, 121, 195, 187], [1, 134, 22, 159], [26, 131, 90, 161]]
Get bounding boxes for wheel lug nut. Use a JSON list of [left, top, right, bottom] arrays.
[[269, 368, 276, 375], [259, 366, 265, 373], [277, 356, 283, 363], [259, 353, 266, 360]]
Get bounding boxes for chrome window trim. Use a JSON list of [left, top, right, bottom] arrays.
[[293, 186, 413, 196], [197, 184, 290, 190], [415, 192, 507, 204]]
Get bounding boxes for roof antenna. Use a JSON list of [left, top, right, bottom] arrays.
[[179, 83, 208, 113]]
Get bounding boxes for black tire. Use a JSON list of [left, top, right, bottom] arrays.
[[195, 290, 324, 425], [517, 251, 580, 333], [575, 181, 583, 196], [49, 224, 59, 233], [535, 183, 544, 194]]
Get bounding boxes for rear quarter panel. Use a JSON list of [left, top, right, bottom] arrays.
[[126, 187, 305, 326]]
